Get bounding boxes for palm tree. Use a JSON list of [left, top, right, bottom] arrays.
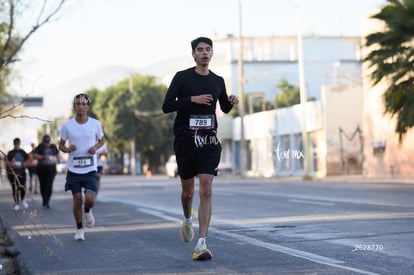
[[363, 0, 414, 141]]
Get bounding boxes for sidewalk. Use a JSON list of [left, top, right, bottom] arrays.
[[314, 174, 414, 185], [219, 172, 414, 185]]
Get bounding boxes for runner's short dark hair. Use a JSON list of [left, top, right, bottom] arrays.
[[191, 37, 213, 51], [73, 93, 91, 105]]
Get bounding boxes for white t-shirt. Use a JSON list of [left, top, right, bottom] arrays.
[[60, 117, 104, 174]]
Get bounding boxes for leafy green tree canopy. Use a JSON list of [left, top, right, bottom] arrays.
[[275, 78, 300, 108], [89, 74, 171, 170]]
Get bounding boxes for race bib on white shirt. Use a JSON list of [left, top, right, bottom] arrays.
[[60, 117, 104, 174], [73, 156, 94, 168]]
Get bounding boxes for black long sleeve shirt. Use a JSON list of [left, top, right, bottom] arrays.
[[162, 67, 234, 136]]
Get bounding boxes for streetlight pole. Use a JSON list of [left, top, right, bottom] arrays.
[[238, 0, 246, 177], [286, 0, 310, 178], [297, 9, 311, 178], [129, 75, 136, 175]]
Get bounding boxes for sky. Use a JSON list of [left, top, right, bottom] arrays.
[[12, 0, 387, 95]]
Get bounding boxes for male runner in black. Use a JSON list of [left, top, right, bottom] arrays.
[[162, 36, 239, 260]]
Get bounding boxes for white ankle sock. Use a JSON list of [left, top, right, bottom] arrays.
[[197, 238, 206, 245]]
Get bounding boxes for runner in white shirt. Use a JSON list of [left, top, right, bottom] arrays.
[[59, 93, 105, 241]]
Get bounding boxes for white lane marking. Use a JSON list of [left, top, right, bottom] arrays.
[[138, 208, 182, 223], [102, 196, 380, 275], [249, 191, 410, 208], [214, 212, 414, 226], [213, 229, 379, 275], [289, 199, 335, 206]]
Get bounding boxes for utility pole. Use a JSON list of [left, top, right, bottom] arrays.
[[238, 0, 246, 177], [129, 75, 136, 175], [294, 4, 311, 179]]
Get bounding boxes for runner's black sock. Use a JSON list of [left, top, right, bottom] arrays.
[[77, 222, 83, 229]]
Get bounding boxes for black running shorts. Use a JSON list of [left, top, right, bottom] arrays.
[[174, 133, 222, 180]]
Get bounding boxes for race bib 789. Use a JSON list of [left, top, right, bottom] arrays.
[[189, 114, 215, 130]]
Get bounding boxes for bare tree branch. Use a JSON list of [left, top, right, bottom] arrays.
[[0, 113, 51, 121], [0, 0, 66, 67]]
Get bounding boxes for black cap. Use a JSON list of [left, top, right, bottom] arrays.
[[42, 135, 51, 143]]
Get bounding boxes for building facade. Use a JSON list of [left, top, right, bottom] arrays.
[[215, 35, 364, 177], [361, 11, 414, 179]]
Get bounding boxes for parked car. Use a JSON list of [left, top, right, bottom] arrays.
[[103, 161, 123, 174], [165, 155, 178, 178]]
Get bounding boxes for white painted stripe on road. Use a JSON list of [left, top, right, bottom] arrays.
[[139, 206, 380, 275], [104, 196, 380, 275], [214, 211, 414, 226], [99, 196, 183, 216], [289, 199, 335, 206], [213, 229, 380, 275], [138, 208, 182, 223], [217, 228, 345, 264], [252, 191, 411, 208]]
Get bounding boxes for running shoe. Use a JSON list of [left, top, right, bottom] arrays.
[[85, 210, 95, 228], [21, 200, 29, 209], [13, 204, 20, 211], [74, 228, 85, 241], [179, 221, 194, 242], [192, 239, 213, 260]]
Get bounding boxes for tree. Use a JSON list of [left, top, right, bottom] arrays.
[[37, 116, 66, 143], [363, 0, 414, 141], [229, 93, 274, 117], [275, 78, 300, 108], [92, 74, 171, 172], [0, 0, 66, 112]]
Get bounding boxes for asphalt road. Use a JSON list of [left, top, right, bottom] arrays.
[[0, 174, 413, 275]]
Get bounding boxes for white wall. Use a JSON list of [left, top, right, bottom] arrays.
[[232, 101, 323, 177]]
